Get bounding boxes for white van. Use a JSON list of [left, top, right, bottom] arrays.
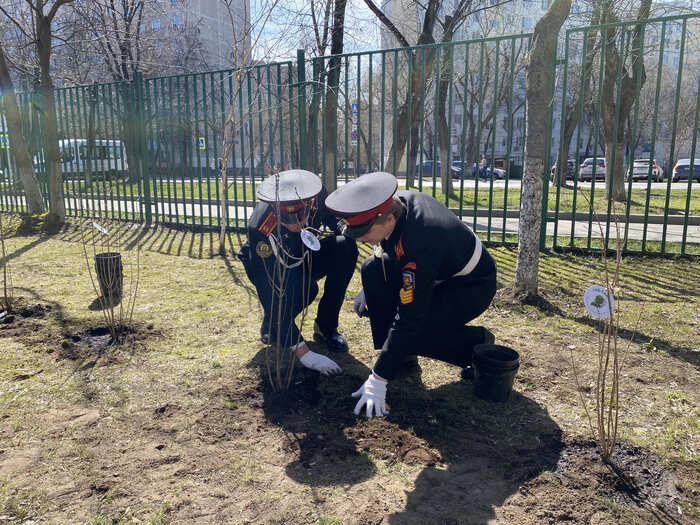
[[57, 139, 129, 179]]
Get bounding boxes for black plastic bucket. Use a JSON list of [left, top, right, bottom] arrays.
[[473, 344, 520, 402], [94, 252, 123, 300]]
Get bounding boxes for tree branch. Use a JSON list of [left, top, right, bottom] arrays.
[[361, 0, 410, 48]]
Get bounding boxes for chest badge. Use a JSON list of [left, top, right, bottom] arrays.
[[399, 269, 415, 304], [256, 240, 272, 258]]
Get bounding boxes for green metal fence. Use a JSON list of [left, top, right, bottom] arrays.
[[0, 13, 698, 255]]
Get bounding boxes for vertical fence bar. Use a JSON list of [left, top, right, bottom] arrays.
[[392, 50, 398, 178], [661, 19, 687, 253], [134, 72, 151, 224], [368, 54, 373, 173], [587, 32, 606, 249], [604, 28, 628, 251], [431, 46, 440, 199], [540, 33, 558, 250], [474, 41, 486, 232], [681, 74, 700, 254], [344, 56, 350, 181], [642, 21, 666, 252], [502, 37, 517, 242], [144, 79, 158, 224], [624, 25, 646, 251], [553, 32, 571, 249], [487, 41, 500, 240], [446, 44, 455, 210], [570, 29, 588, 246]]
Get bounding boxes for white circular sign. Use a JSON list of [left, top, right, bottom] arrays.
[[300, 229, 320, 251], [583, 285, 615, 319]]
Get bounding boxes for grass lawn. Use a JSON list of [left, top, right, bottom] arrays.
[[4, 177, 699, 217], [0, 216, 698, 524]]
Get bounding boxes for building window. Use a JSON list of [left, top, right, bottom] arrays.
[[172, 15, 180, 29], [171, 0, 178, 5], [542, 0, 549, 8], [523, 17, 533, 29], [152, 19, 161, 31]]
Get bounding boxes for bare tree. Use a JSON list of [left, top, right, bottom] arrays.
[[514, 0, 572, 298], [218, 0, 279, 256], [599, 0, 651, 202], [364, 0, 439, 186], [0, 42, 45, 214], [321, 0, 348, 191], [0, 0, 76, 221], [553, 4, 602, 187]]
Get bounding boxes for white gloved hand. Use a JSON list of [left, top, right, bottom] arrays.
[[353, 289, 368, 317], [299, 350, 342, 376], [352, 373, 389, 418]]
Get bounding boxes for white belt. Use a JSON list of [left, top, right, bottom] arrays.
[[436, 236, 482, 285]]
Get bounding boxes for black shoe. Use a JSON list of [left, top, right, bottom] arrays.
[[313, 321, 348, 352], [460, 366, 475, 381]]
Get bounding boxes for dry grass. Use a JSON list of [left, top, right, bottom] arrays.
[[0, 216, 698, 524]]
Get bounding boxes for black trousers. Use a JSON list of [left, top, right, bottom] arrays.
[[361, 251, 497, 368], [244, 235, 357, 345]]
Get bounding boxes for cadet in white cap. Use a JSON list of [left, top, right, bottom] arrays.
[[326, 172, 497, 417], [238, 169, 358, 376]]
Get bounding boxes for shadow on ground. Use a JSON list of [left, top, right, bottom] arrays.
[[242, 345, 563, 523]]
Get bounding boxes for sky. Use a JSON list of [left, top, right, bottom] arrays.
[[250, 0, 380, 62]]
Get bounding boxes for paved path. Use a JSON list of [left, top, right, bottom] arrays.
[[3, 192, 698, 245], [57, 195, 700, 245]]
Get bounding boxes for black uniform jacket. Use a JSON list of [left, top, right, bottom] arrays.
[[375, 190, 491, 374], [238, 191, 342, 345]]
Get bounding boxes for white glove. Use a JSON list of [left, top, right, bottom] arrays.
[[299, 350, 342, 376], [352, 373, 389, 418], [353, 289, 368, 317]]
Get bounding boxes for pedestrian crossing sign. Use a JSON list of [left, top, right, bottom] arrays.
[[198, 137, 206, 150]]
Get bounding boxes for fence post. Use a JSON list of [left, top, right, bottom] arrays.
[[296, 49, 309, 170], [539, 54, 560, 251], [133, 72, 152, 225]]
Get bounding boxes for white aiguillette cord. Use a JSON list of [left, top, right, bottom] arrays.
[[268, 233, 306, 269], [268, 226, 321, 269], [373, 244, 387, 282]]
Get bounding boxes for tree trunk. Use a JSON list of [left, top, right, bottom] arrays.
[[322, 0, 347, 191], [514, 0, 572, 297], [0, 45, 45, 215], [599, 0, 651, 203], [554, 8, 600, 187], [37, 14, 65, 221], [436, 18, 457, 199], [382, 1, 438, 176]]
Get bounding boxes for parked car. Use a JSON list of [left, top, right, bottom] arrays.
[[627, 158, 664, 182], [579, 157, 606, 181], [451, 160, 505, 180], [550, 159, 576, 180], [41, 139, 130, 180], [415, 160, 460, 178], [672, 158, 700, 182]]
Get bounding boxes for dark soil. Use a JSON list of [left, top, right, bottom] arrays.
[[224, 367, 685, 519], [555, 440, 682, 509]]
